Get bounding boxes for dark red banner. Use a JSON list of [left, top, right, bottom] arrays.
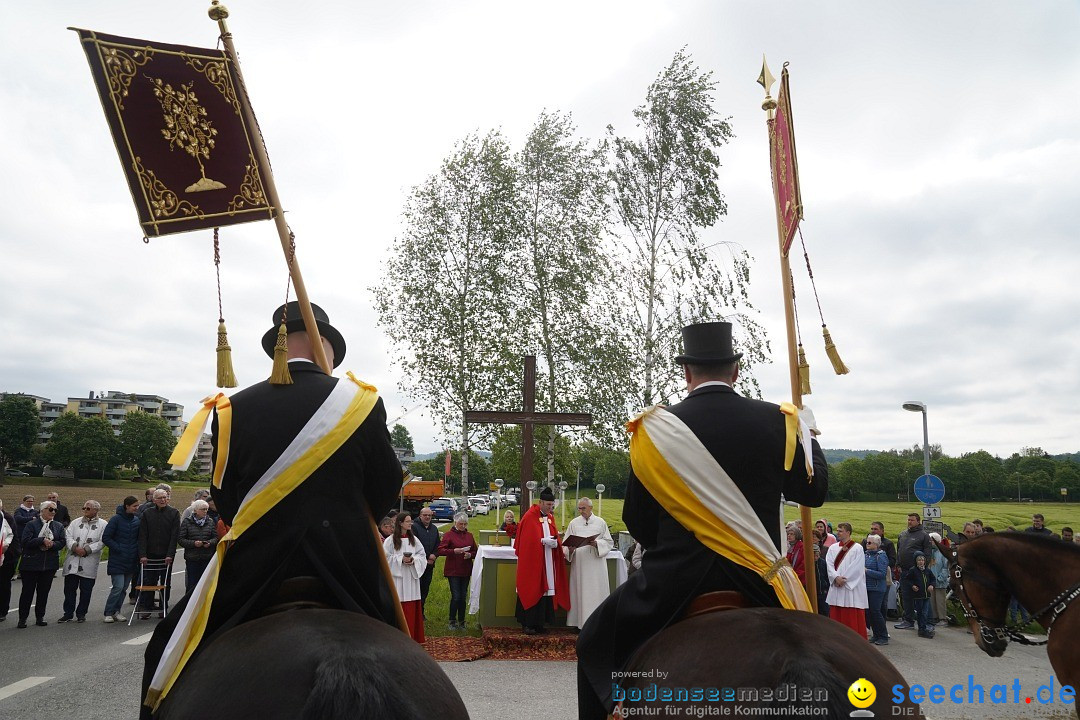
[[771, 68, 802, 256], [74, 29, 274, 237]]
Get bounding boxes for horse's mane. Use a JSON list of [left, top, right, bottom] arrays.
[[966, 530, 1080, 555]]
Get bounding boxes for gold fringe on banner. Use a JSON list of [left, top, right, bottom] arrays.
[[797, 344, 811, 396], [215, 320, 238, 388], [822, 325, 849, 375], [269, 323, 293, 385]]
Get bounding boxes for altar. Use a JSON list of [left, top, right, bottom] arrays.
[[467, 545, 628, 628]]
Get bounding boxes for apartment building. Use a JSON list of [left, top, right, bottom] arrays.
[[2, 391, 185, 443]]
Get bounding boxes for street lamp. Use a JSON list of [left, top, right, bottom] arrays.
[[494, 478, 504, 535], [902, 401, 930, 503], [559, 480, 568, 527], [595, 483, 606, 517]]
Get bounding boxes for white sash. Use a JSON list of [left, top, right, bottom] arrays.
[[149, 376, 370, 703]]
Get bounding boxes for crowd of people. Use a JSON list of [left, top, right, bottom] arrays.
[[784, 511, 1075, 645], [0, 484, 224, 628]]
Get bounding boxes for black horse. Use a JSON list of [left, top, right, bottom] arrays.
[[155, 608, 470, 720], [615, 607, 921, 717]]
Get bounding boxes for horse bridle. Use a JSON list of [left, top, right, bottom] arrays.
[[949, 546, 1080, 648]]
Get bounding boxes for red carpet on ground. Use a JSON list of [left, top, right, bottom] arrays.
[[424, 626, 578, 662]]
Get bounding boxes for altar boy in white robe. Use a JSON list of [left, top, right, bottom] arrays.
[[824, 521, 868, 639], [563, 498, 614, 629]]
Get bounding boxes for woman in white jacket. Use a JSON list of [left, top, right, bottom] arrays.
[[60, 500, 106, 623], [383, 511, 427, 643]]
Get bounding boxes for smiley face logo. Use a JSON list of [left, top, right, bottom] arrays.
[[848, 678, 876, 709]]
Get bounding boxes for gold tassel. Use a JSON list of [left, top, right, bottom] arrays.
[[822, 325, 850, 375], [268, 323, 293, 385], [798, 344, 811, 396], [215, 320, 238, 388]]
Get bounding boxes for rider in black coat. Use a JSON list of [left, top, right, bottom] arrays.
[[577, 322, 829, 719], [141, 303, 402, 717]]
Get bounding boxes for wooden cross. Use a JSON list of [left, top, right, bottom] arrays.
[[465, 355, 592, 508]]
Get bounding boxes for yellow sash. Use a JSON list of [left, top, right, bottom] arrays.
[[627, 405, 812, 612], [147, 373, 379, 709]]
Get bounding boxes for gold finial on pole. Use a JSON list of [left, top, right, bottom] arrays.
[[208, 1, 229, 23], [758, 55, 777, 115]]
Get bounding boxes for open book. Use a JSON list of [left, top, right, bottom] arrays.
[[561, 534, 593, 549]]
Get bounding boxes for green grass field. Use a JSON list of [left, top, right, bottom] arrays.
[[783, 501, 1080, 537]]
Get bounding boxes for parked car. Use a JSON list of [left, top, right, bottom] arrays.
[[455, 497, 476, 516], [503, 491, 517, 505], [469, 495, 490, 515], [4, 469, 29, 477], [428, 498, 457, 522]]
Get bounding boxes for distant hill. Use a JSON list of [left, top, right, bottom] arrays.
[[823, 449, 879, 464]]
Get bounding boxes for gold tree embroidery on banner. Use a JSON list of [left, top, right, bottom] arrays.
[[182, 55, 241, 115], [227, 153, 268, 212], [101, 45, 155, 111], [147, 76, 227, 193], [133, 156, 201, 221]]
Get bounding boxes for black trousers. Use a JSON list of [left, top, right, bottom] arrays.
[[19, 569, 55, 621], [0, 560, 16, 618], [419, 565, 434, 612]]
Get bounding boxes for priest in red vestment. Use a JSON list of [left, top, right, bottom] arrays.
[[514, 487, 570, 634]]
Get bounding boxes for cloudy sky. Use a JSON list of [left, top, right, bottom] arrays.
[[2, 1, 1078, 460]]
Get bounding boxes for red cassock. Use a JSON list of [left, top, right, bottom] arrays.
[[514, 504, 570, 612]]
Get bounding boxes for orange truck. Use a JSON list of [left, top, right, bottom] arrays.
[[395, 475, 445, 517]]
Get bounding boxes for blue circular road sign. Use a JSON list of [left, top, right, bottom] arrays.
[[914, 474, 945, 505]]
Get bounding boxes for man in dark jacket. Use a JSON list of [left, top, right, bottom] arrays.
[[46, 492, 72, 527], [136, 489, 180, 618], [413, 506, 440, 616], [0, 499, 21, 622], [102, 496, 140, 622], [895, 513, 934, 629], [141, 301, 402, 716], [577, 322, 829, 719]]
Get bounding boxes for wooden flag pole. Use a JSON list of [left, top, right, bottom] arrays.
[[209, 1, 331, 375], [759, 56, 817, 612]]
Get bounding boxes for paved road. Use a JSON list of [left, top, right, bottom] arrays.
[[1, 560, 1072, 719]]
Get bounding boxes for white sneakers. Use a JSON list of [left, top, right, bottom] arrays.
[[103, 612, 127, 623]]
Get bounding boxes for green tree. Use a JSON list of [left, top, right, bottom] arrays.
[[41, 413, 117, 476], [120, 411, 176, 475], [609, 49, 767, 406], [0, 394, 39, 469], [81, 415, 119, 475], [389, 424, 414, 454], [373, 131, 521, 494], [515, 111, 632, 470], [43, 413, 83, 472], [487, 425, 575, 489], [592, 448, 631, 499]]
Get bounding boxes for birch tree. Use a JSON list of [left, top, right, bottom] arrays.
[[515, 111, 632, 479], [610, 49, 768, 407], [373, 131, 521, 493]]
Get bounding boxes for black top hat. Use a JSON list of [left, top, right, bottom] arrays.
[[261, 301, 347, 368], [674, 322, 743, 365]]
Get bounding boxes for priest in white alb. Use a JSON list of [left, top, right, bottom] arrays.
[[563, 497, 614, 629]]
